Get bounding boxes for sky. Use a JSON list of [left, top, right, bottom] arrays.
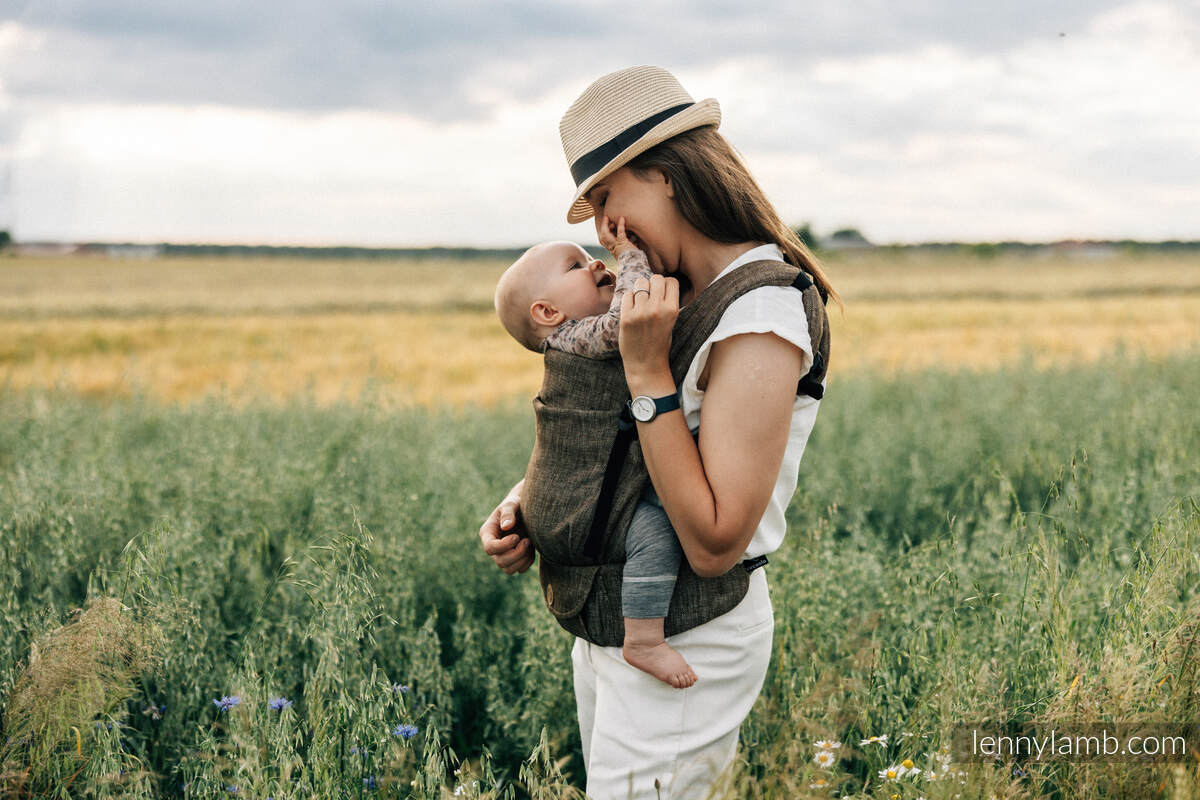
[[0, 0, 1197, 246]]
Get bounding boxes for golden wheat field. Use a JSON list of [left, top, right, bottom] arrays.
[[3, 250, 1199, 407]]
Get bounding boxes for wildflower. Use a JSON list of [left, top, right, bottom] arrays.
[[268, 696, 293, 712], [392, 723, 419, 740], [363, 775, 378, 790], [879, 764, 906, 781], [213, 695, 241, 712], [814, 749, 836, 768], [901, 732, 914, 738], [391, 683, 410, 694], [351, 744, 370, 756], [814, 739, 842, 750], [1012, 765, 1026, 777], [861, 734, 889, 746], [142, 704, 164, 720], [809, 777, 830, 789], [902, 759, 915, 770], [226, 786, 239, 794]]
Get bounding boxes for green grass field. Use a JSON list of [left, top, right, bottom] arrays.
[[3, 251, 1200, 798], [3, 353, 1199, 798]]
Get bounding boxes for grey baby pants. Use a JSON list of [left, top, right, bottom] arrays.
[[622, 488, 683, 619]]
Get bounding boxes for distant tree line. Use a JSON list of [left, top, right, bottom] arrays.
[[63, 241, 610, 261], [7, 233, 1199, 260]]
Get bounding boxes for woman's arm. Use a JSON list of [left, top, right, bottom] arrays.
[[620, 276, 803, 577], [478, 478, 535, 574]]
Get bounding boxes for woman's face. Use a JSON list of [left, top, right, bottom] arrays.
[[586, 166, 683, 275]]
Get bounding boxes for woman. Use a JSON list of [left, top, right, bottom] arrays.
[[479, 65, 839, 799]]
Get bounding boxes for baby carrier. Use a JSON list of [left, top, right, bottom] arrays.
[[521, 259, 830, 646]]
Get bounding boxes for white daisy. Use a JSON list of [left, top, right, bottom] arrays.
[[814, 749, 837, 768], [860, 734, 889, 746], [878, 765, 904, 781], [814, 739, 842, 750]]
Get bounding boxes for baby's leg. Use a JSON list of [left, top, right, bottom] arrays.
[[623, 500, 696, 688]]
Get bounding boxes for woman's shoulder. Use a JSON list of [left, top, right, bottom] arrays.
[[709, 284, 813, 357], [687, 283, 814, 396]]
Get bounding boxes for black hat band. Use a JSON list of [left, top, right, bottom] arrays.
[[569, 102, 694, 187]]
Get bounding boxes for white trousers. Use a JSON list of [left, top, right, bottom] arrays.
[[571, 568, 774, 800]]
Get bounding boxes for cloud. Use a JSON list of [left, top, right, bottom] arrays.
[[3, 0, 1198, 243], [1, 0, 1141, 120]]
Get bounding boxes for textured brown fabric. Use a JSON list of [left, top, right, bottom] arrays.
[[523, 259, 830, 645]]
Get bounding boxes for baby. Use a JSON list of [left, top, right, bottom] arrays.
[[494, 217, 696, 689]]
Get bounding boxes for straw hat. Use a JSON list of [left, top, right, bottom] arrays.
[[559, 65, 721, 223]]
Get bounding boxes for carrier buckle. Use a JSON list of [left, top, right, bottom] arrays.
[[741, 555, 769, 573]]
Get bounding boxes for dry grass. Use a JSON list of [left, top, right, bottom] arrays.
[[2, 251, 1198, 407], [0, 597, 163, 797], [0, 255, 505, 317]]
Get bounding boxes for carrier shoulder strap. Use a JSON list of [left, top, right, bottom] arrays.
[[670, 259, 830, 397]]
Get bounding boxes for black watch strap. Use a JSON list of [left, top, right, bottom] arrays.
[[651, 393, 680, 416], [628, 392, 681, 422]]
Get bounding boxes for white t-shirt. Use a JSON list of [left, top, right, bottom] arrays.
[[678, 243, 822, 559]]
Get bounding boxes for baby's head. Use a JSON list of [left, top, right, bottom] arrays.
[[494, 241, 617, 352]]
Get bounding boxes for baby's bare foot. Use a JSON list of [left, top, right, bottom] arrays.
[[623, 640, 698, 688]]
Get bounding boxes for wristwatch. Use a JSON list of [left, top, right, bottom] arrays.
[[628, 392, 681, 423]]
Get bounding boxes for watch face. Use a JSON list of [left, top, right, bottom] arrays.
[[631, 396, 656, 422]]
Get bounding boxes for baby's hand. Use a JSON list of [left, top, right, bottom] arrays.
[[597, 215, 639, 258]]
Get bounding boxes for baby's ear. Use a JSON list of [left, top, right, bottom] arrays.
[[530, 300, 564, 327]]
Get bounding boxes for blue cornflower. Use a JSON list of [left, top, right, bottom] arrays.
[[363, 775, 378, 790], [391, 684, 409, 694], [226, 785, 239, 794], [351, 744, 370, 757], [268, 696, 293, 712], [392, 723, 419, 740], [213, 695, 241, 712]]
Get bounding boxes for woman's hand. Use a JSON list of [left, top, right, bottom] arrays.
[[478, 480, 534, 575], [619, 273, 679, 385], [597, 215, 640, 260]]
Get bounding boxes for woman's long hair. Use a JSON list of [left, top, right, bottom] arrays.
[[627, 126, 842, 308]]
